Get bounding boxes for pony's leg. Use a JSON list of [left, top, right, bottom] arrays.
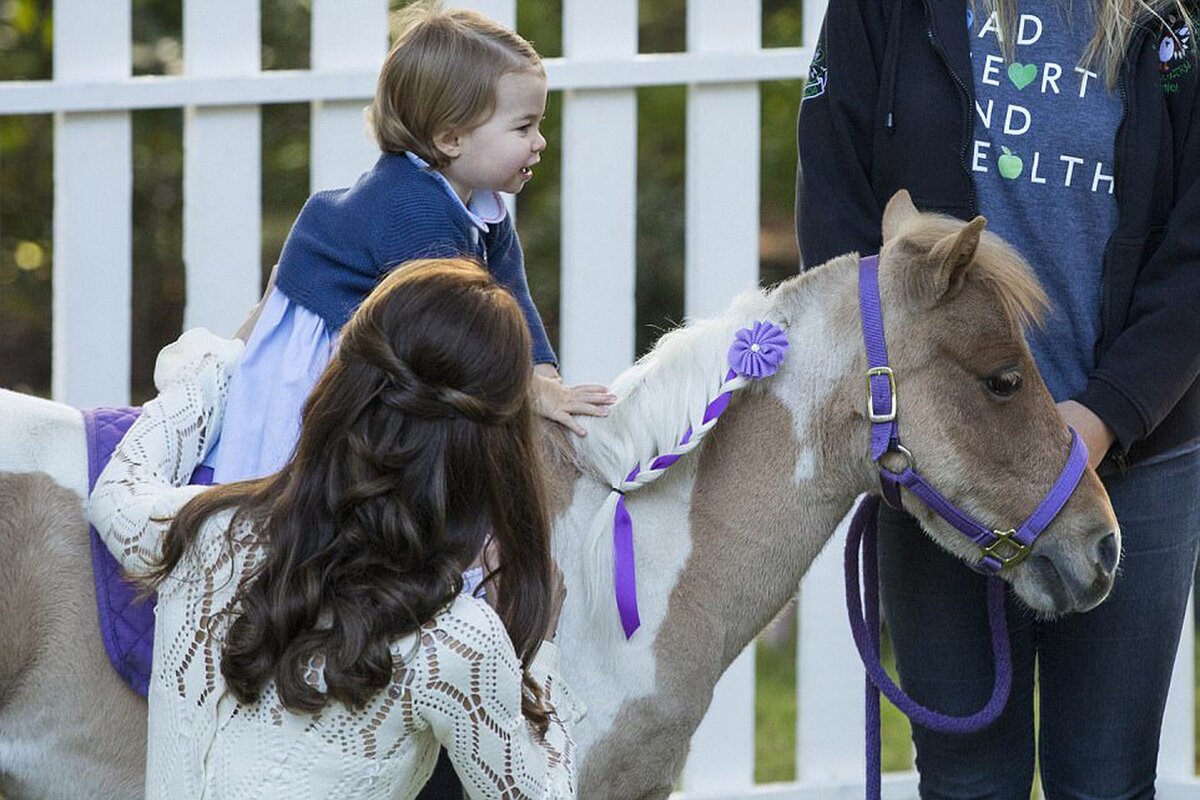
[[577, 633, 727, 800]]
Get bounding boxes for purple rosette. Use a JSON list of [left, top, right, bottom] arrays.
[[728, 320, 789, 379]]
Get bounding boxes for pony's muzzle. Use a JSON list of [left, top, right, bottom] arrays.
[[1021, 523, 1120, 616]]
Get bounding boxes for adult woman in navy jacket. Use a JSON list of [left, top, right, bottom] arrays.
[[797, 0, 1200, 795]]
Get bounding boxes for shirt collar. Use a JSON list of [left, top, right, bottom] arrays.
[[405, 151, 508, 232]]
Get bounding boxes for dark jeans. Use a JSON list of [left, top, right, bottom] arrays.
[[878, 446, 1200, 800], [416, 748, 463, 799]]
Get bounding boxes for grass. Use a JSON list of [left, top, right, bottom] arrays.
[[755, 625, 1200, 787], [754, 629, 913, 783]]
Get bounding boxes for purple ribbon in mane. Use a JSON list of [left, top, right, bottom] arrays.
[[848, 254, 1088, 800], [612, 320, 789, 638]]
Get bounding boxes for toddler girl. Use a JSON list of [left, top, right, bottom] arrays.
[[209, 1, 612, 486]]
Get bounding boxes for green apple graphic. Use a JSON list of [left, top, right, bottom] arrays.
[[997, 146, 1023, 179]]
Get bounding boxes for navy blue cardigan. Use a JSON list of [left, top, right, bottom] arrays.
[[275, 152, 556, 366], [796, 0, 1200, 465]]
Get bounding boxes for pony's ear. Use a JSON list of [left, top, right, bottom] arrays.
[[881, 190, 919, 243], [925, 215, 987, 302]]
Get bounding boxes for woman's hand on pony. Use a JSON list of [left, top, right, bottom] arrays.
[[532, 363, 615, 437], [544, 562, 567, 642]]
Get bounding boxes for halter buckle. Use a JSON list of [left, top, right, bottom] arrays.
[[983, 528, 1030, 567], [865, 366, 898, 423]]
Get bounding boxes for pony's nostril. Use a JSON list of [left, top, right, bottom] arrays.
[[1094, 531, 1120, 575], [1029, 554, 1073, 611]]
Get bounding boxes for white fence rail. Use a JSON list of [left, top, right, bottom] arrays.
[[2, 1, 1196, 797]]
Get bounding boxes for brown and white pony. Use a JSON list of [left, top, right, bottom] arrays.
[[0, 193, 1119, 799]]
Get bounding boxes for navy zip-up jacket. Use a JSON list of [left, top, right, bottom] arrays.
[[796, 0, 1200, 466]]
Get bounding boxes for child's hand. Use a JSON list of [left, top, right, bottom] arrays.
[[531, 365, 615, 437]]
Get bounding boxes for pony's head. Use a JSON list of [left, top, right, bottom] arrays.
[[845, 191, 1118, 615]]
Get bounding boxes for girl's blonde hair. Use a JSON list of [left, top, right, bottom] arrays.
[[984, 0, 1194, 87], [367, 1, 543, 168]]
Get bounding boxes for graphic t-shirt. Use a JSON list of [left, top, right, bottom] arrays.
[[969, 0, 1122, 401]]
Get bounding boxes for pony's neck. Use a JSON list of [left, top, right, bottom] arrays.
[[551, 254, 878, 790], [681, 253, 874, 653], [783, 253, 879, 493]]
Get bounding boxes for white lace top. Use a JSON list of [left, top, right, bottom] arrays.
[[89, 329, 582, 800]]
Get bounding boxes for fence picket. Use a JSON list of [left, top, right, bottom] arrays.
[[52, 0, 132, 406], [559, 0, 638, 384], [456, 0, 517, 29], [679, 0, 764, 792], [182, 0, 261, 333], [310, 0, 388, 193], [684, 0, 762, 321], [797, 509, 872, 785]]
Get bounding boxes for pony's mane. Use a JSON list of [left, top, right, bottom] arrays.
[[576, 289, 775, 484], [904, 215, 1049, 330]]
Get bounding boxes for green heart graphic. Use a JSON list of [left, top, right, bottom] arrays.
[[1008, 62, 1037, 90]]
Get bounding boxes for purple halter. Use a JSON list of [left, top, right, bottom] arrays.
[[849, 254, 1089, 800], [857, 254, 1088, 571]]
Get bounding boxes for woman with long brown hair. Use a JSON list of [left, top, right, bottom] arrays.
[[90, 258, 579, 799], [797, 0, 1199, 795]]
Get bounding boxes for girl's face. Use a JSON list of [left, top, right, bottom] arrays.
[[438, 70, 548, 204]]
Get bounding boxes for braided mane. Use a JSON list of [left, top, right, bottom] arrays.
[[575, 289, 776, 487]]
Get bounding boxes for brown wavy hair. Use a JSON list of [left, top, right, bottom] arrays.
[[146, 259, 552, 728], [367, 0, 544, 168]]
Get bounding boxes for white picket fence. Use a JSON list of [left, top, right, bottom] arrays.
[[1, 1, 1197, 797]]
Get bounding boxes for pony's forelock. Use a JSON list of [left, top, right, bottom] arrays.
[[900, 215, 1049, 332], [972, 230, 1050, 331]]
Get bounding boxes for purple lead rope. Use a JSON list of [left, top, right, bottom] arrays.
[[846, 495, 1012, 800]]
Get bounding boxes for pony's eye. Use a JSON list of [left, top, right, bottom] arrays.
[[984, 370, 1023, 398]]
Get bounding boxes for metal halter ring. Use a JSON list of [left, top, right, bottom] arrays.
[[880, 443, 916, 472], [982, 528, 1031, 567]]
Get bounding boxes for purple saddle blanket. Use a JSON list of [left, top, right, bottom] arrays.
[[83, 406, 213, 697]]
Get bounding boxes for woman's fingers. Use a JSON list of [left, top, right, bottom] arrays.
[[564, 400, 611, 417], [553, 410, 587, 437], [570, 383, 614, 396]]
